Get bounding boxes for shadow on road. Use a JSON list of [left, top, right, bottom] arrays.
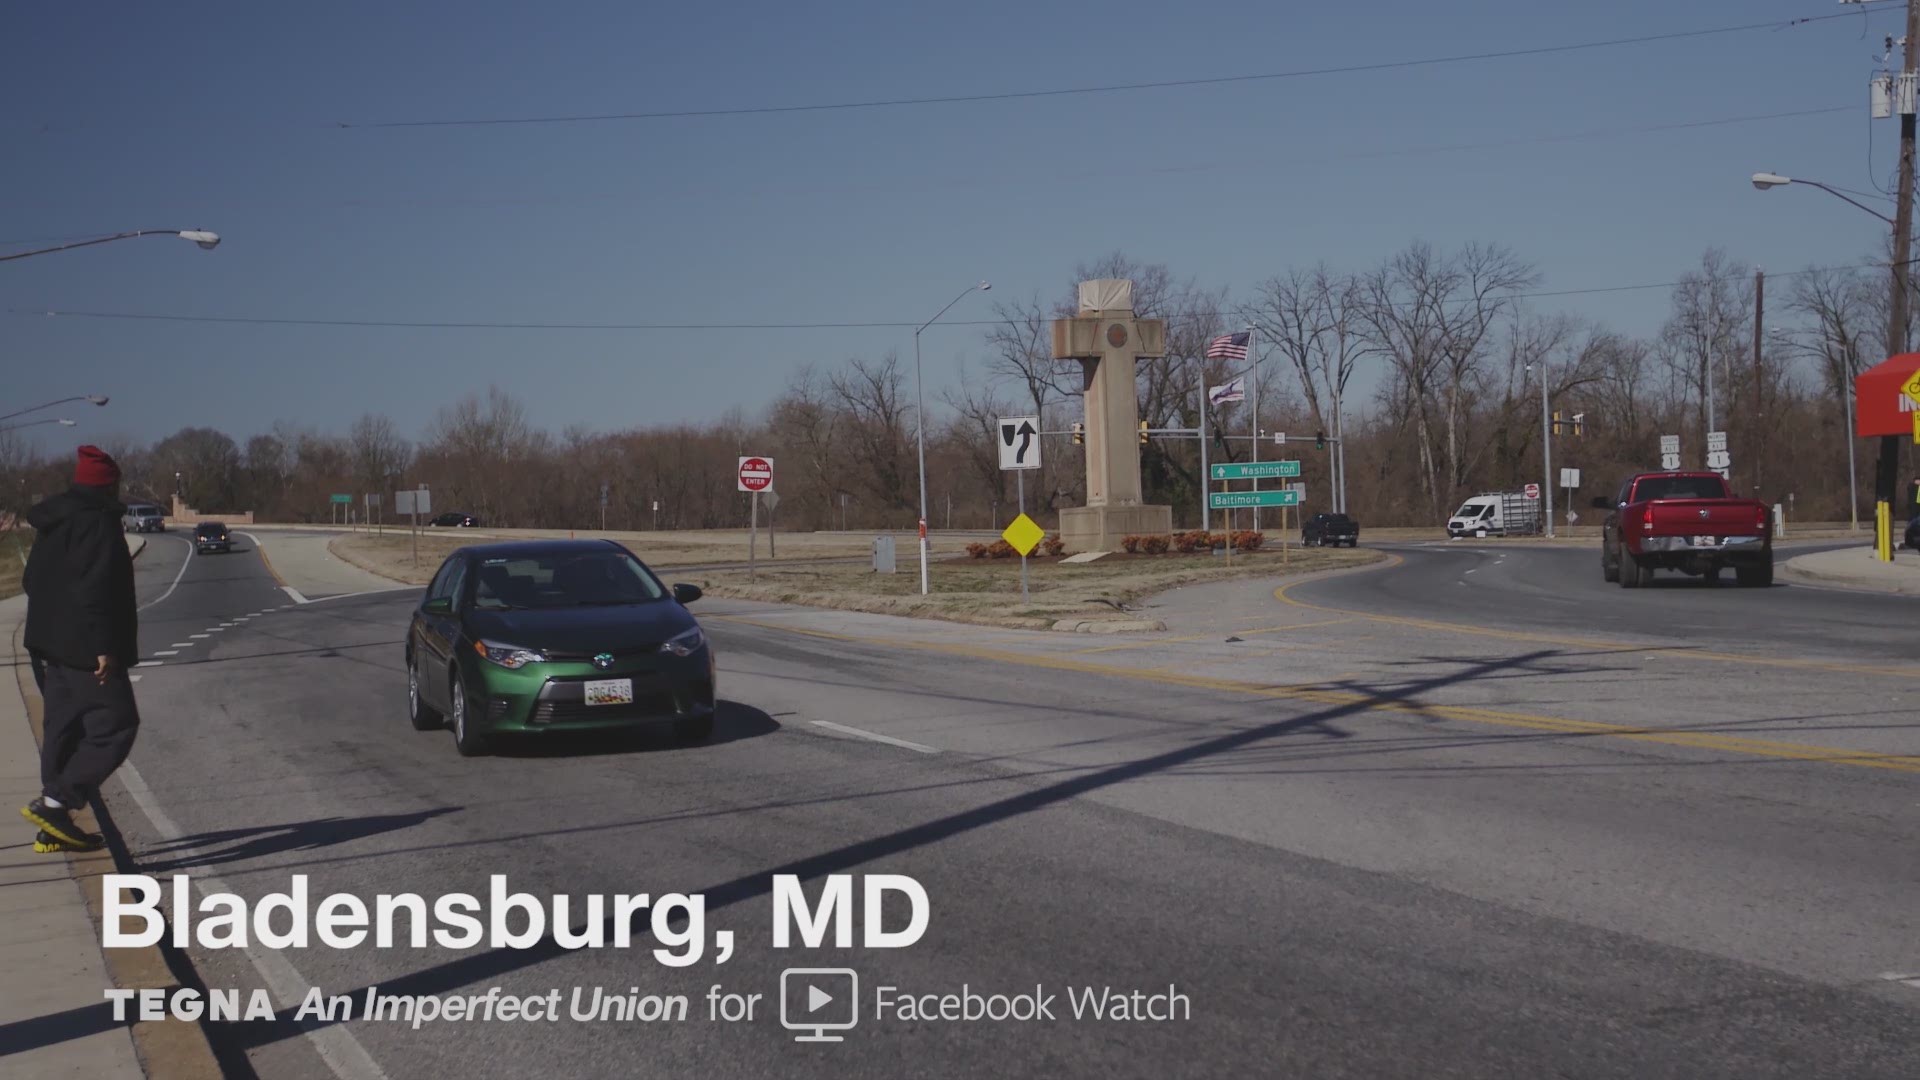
[[135, 807, 462, 874], [217, 645, 1565, 1054], [488, 700, 780, 758]]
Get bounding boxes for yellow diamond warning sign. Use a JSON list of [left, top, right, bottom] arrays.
[[1001, 513, 1045, 557], [1904, 369, 1920, 410]]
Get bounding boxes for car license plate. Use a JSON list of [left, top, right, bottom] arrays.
[[1691, 535, 1718, 547], [583, 678, 633, 706]]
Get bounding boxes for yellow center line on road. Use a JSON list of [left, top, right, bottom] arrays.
[[707, 613, 1920, 775], [1072, 617, 1358, 655], [1271, 556, 1920, 681]]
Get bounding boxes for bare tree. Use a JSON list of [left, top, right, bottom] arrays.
[[1658, 248, 1753, 441], [1360, 242, 1539, 513], [829, 353, 916, 514], [768, 365, 843, 527], [348, 413, 412, 506]]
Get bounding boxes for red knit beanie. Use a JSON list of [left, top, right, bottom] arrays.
[[73, 445, 122, 487]]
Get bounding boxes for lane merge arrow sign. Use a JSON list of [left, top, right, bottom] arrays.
[[997, 416, 1041, 470]]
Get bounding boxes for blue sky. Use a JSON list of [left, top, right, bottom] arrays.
[[2, 0, 1907, 450]]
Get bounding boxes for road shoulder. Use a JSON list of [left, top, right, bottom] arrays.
[[0, 595, 154, 1078]]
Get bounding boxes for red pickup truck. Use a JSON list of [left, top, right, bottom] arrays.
[[1594, 471, 1773, 588]]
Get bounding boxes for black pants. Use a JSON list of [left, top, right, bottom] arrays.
[[39, 661, 140, 809]]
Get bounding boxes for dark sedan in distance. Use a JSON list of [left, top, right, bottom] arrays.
[[429, 512, 482, 527], [193, 521, 233, 554], [405, 539, 714, 756]]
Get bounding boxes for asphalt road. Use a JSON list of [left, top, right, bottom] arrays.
[[94, 536, 1920, 1078]]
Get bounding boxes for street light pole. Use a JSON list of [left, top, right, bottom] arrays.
[[0, 417, 77, 434], [0, 394, 106, 426], [0, 229, 220, 262], [912, 280, 990, 595]]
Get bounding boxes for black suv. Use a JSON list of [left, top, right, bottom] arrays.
[[194, 521, 233, 554], [430, 512, 481, 528], [1302, 512, 1359, 548]]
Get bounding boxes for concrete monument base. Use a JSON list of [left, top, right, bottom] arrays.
[[1059, 504, 1173, 554]]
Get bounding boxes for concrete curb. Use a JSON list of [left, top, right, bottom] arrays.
[[1782, 553, 1920, 596], [1050, 618, 1167, 633]]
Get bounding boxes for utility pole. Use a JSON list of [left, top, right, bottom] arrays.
[[1752, 266, 1764, 497], [1879, 0, 1919, 562], [1537, 364, 1554, 539]]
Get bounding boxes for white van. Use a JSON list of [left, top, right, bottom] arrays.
[[123, 504, 166, 533], [1445, 492, 1541, 538]]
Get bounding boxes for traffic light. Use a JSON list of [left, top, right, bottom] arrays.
[[1572, 412, 1586, 437], [1551, 410, 1563, 435], [1139, 420, 1150, 445], [1314, 431, 1326, 450], [1071, 422, 1085, 446]]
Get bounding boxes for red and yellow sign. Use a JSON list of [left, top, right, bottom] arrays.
[[1854, 353, 1920, 437]]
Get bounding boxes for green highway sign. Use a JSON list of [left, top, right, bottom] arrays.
[[1209, 489, 1300, 509], [1210, 460, 1300, 481], [330, 494, 352, 504]]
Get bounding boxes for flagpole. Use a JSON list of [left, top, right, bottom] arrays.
[[1196, 356, 1209, 531], [1247, 324, 1259, 535]]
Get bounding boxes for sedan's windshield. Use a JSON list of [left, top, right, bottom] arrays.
[[470, 551, 665, 610], [195, 524, 226, 537]]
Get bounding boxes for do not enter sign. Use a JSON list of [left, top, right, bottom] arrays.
[[737, 456, 774, 493]]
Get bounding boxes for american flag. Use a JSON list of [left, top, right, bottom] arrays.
[[1206, 331, 1249, 361]]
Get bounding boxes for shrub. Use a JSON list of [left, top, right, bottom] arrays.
[[1120, 535, 1143, 554], [1172, 530, 1205, 554], [1042, 534, 1066, 556], [988, 539, 1016, 559], [1205, 531, 1228, 551], [1142, 534, 1171, 555], [966, 542, 989, 559], [1232, 530, 1265, 552]]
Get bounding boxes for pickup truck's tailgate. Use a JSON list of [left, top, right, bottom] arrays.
[[1645, 500, 1762, 532]]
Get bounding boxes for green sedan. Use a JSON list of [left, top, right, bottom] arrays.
[[405, 540, 715, 756]]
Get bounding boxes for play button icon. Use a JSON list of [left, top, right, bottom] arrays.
[[781, 968, 858, 1042]]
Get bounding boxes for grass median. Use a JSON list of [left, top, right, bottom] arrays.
[[328, 529, 975, 585], [690, 546, 1383, 631]]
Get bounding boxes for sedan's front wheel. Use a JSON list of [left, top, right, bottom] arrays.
[[450, 670, 490, 757], [408, 654, 441, 731]]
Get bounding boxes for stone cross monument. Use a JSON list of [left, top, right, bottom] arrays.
[[1052, 279, 1174, 552]]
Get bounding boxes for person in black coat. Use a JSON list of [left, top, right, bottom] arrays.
[[20, 445, 140, 852]]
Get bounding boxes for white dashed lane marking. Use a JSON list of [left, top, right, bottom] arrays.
[[190, 633, 209, 639], [169, 642, 193, 648], [152, 650, 179, 657], [135, 661, 164, 668]]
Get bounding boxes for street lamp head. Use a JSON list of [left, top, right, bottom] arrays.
[[1751, 172, 1792, 190], [178, 230, 221, 250], [978, 281, 991, 291], [55, 418, 75, 426], [85, 394, 108, 406]]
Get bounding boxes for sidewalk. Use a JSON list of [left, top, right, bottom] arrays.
[[0, 593, 143, 1078], [1783, 545, 1920, 595]]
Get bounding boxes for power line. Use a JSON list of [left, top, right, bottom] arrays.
[[12, 260, 1909, 334], [341, 10, 1890, 130]]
